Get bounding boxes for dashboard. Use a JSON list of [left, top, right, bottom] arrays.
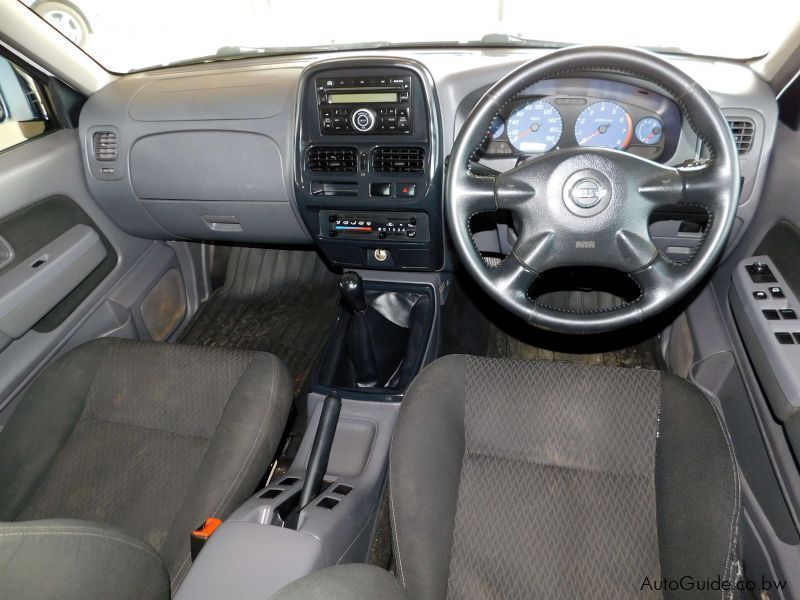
[[76, 49, 778, 273]]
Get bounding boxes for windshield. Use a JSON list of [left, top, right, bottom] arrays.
[[20, 0, 799, 73]]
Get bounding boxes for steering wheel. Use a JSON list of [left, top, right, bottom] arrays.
[[446, 46, 739, 334]]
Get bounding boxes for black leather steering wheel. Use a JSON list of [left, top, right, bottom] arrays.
[[446, 46, 739, 334]]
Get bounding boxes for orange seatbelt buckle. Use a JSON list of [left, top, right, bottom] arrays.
[[190, 517, 222, 560]]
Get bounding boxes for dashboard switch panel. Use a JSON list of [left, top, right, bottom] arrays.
[[730, 255, 800, 425]]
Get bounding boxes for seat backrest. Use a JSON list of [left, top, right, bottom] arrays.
[[389, 355, 739, 599]]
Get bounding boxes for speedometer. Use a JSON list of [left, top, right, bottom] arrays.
[[506, 100, 563, 153], [574, 101, 633, 150]]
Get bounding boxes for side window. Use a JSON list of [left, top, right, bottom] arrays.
[[0, 55, 52, 153]]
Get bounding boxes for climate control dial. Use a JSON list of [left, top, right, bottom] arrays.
[[351, 108, 377, 132]]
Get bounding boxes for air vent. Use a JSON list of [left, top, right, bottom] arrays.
[[372, 147, 425, 173], [307, 146, 357, 173], [727, 119, 755, 154], [92, 131, 118, 161]]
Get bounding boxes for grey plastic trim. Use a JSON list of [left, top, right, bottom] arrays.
[[128, 71, 289, 121], [130, 131, 285, 202], [177, 398, 399, 598], [0, 2, 113, 95], [0, 224, 106, 339], [78, 63, 310, 243], [174, 523, 325, 600], [0, 235, 14, 271]]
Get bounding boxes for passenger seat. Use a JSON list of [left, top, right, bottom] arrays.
[[0, 338, 293, 599]]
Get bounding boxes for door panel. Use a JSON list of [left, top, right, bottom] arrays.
[[708, 120, 800, 597], [0, 196, 116, 337], [0, 128, 194, 421]]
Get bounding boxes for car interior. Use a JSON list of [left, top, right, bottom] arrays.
[[1, 1, 800, 598]]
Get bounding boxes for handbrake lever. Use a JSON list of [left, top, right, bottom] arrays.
[[285, 392, 341, 529]]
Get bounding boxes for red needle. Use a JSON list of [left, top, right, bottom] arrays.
[[512, 126, 537, 143], [579, 129, 603, 145]]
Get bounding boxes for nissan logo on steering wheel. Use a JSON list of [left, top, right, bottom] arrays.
[[569, 177, 607, 208]]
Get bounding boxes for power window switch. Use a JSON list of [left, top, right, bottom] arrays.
[[780, 309, 797, 320], [753, 291, 768, 300], [770, 287, 785, 299], [763, 309, 781, 320], [746, 261, 777, 283], [775, 332, 795, 345]]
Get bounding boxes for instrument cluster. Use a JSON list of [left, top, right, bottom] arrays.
[[480, 78, 681, 162]]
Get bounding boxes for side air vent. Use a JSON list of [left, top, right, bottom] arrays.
[[307, 146, 357, 173], [372, 147, 425, 173], [727, 119, 755, 154], [92, 131, 118, 161]]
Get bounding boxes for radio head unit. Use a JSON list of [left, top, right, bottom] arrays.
[[317, 76, 412, 134]]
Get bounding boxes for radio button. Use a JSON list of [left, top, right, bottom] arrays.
[[351, 108, 377, 132]]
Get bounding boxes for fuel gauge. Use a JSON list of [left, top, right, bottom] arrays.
[[635, 117, 663, 145]]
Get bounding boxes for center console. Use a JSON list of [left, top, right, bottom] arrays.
[[294, 58, 443, 271], [176, 58, 444, 599]]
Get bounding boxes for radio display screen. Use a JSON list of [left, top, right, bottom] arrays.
[[328, 92, 398, 104]]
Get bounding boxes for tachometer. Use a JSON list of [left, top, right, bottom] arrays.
[[506, 100, 563, 153], [574, 101, 633, 150], [635, 117, 663, 145]]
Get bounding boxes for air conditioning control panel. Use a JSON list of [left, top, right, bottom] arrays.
[[319, 211, 429, 242]]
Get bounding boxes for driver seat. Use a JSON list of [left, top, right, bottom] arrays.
[[272, 355, 740, 600]]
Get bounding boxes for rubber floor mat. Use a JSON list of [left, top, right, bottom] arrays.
[[442, 271, 663, 370], [179, 247, 340, 394], [485, 322, 662, 368]]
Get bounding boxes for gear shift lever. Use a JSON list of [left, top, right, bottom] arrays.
[[338, 271, 368, 313], [338, 272, 379, 387]]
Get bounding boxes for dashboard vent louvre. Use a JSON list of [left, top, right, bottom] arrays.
[[307, 146, 357, 173], [372, 147, 425, 173], [727, 119, 755, 154], [92, 131, 118, 161]]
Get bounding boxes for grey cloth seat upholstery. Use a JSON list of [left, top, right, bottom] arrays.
[[271, 354, 740, 600], [0, 338, 293, 599]]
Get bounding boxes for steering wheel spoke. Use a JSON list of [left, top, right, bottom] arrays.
[[629, 254, 683, 304], [638, 161, 727, 214], [458, 171, 498, 216], [678, 163, 730, 212], [485, 253, 538, 300]]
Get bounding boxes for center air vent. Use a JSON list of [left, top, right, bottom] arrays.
[[307, 146, 357, 173], [92, 131, 118, 161], [372, 147, 425, 173], [727, 119, 755, 154]]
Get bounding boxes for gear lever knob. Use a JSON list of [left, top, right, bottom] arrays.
[[339, 271, 368, 313]]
